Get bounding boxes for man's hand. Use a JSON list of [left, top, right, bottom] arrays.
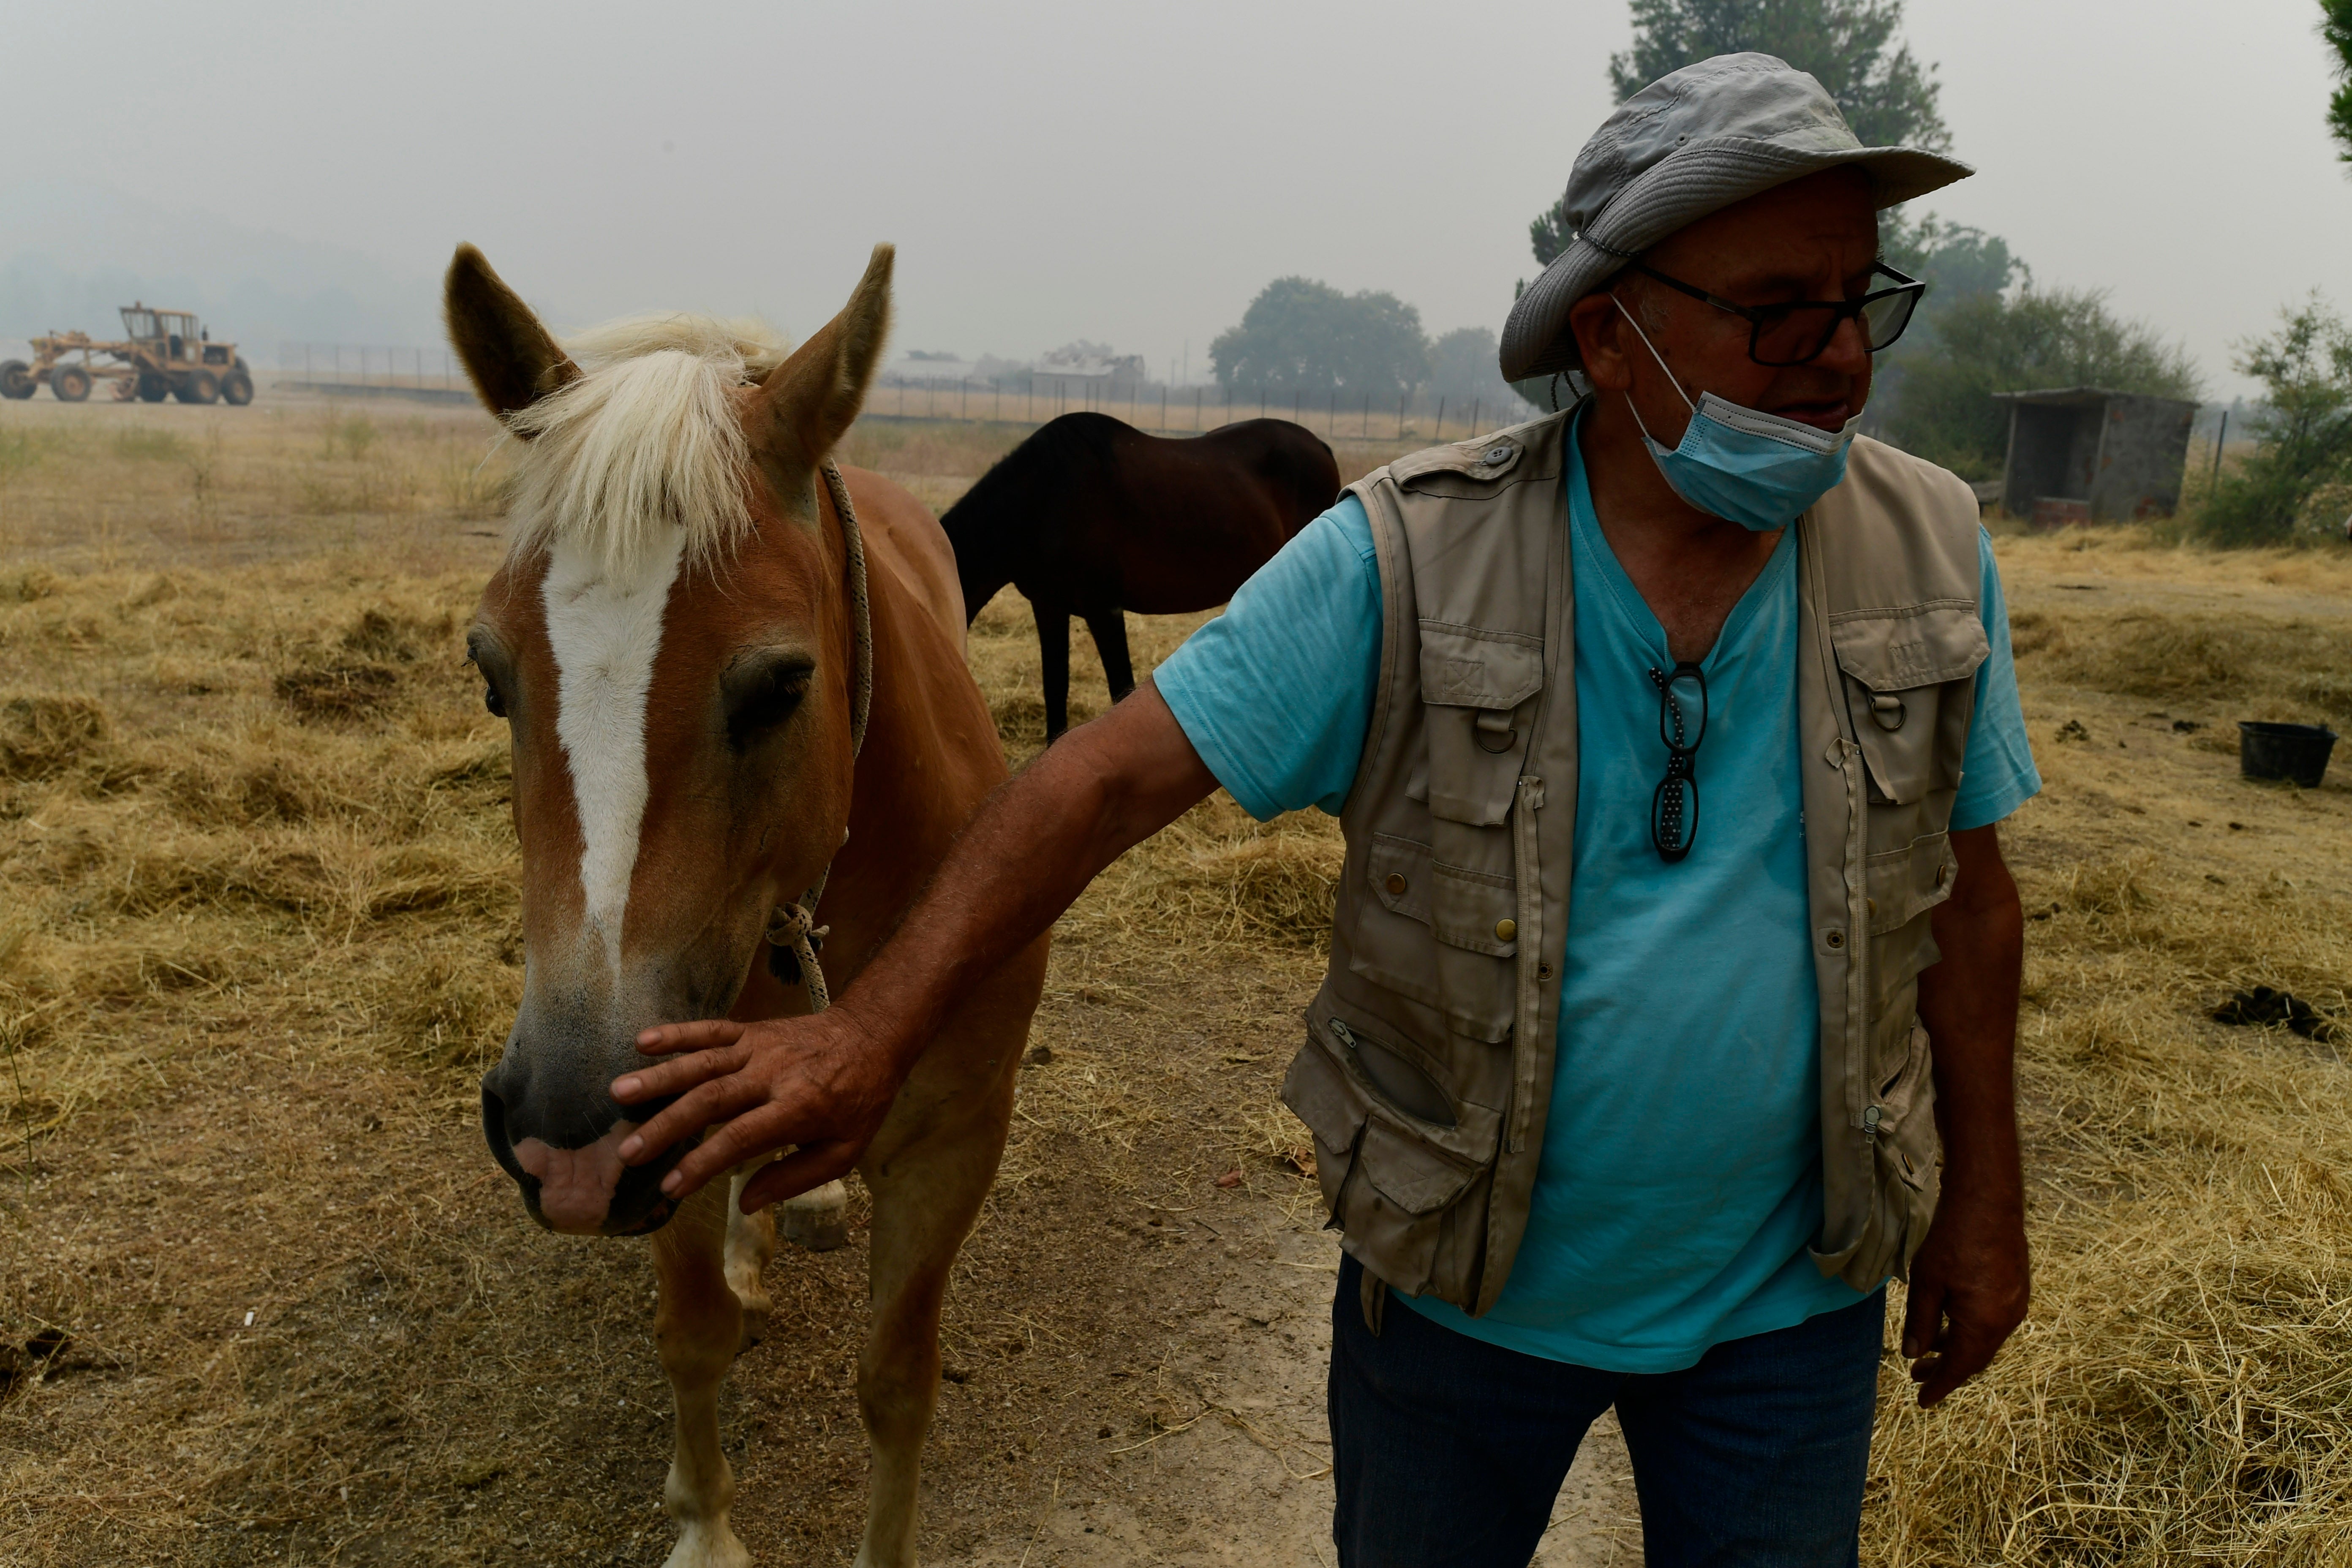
[[1909, 821, 2031, 1407], [613, 1009, 893, 1213], [609, 683, 1217, 1213], [1901, 1182, 2029, 1406]]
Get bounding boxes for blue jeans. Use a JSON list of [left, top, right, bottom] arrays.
[[1328, 1255, 1885, 1568]]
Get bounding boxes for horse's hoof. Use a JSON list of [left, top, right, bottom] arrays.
[[779, 1180, 849, 1252]]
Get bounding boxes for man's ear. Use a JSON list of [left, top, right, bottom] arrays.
[[444, 244, 580, 430], [1568, 290, 1634, 394], [748, 245, 893, 482]]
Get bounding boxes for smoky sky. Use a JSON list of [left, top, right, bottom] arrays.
[[6, 0, 2347, 397]]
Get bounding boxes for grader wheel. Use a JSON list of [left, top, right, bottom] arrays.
[[0, 361, 32, 400], [175, 369, 219, 406], [220, 368, 253, 406], [51, 365, 92, 402], [136, 371, 170, 403]]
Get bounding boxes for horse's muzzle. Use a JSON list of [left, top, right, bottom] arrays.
[[480, 1080, 688, 1237]]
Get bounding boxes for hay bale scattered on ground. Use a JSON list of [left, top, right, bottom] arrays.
[[3, 409, 2350, 1563]]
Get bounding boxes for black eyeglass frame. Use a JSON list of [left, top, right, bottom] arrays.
[[1602, 250, 1927, 368], [1649, 662, 1707, 864]]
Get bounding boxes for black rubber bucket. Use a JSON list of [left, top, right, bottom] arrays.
[[2238, 721, 2338, 788]]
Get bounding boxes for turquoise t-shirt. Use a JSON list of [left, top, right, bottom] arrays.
[[1152, 429, 2041, 1374]]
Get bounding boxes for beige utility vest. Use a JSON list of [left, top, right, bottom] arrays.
[[1282, 409, 1989, 1316]]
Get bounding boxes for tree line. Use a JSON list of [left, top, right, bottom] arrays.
[[1208, 279, 1529, 415], [1207, 1, 2352, 542]]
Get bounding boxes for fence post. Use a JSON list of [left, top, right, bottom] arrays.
[[1470, 398, 1481, 436], [1434, 396, 1446, 441], [2210, 408, 2229, 490], [1161, 383, 1168, 433], [1397, 392, 1407, 440]]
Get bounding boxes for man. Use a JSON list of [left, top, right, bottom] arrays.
[[611, 54, 2036, 1565]]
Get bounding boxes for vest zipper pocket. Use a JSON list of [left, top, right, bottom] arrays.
[[1327, 1017, 1457, 1128]]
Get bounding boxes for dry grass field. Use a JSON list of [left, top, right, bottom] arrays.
[[0, 387, 2347, 1566]]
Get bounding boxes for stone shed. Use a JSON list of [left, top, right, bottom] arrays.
[[1993, 386, 2198, 525]]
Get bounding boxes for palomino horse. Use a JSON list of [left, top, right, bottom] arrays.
[[940, 411, 1339, 738], [453, 242, 1047, 1568]]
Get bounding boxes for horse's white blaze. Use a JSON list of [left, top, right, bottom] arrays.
[[543, 530, 687, 977]]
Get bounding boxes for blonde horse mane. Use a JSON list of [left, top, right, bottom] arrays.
[[504, 313, 794, 578]]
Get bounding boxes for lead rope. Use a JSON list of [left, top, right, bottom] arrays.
[[764, 460, 872, 1013]]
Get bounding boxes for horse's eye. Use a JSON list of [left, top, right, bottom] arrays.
[[727, 659, 812, 747], [484, 683, 507, 719]]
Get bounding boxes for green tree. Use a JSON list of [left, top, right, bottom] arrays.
[[1882, 288, 2202, 482], [2200, 297, 2352, 544], [1533, 0, 1948, 266], [2325, 0, 2352, 165], [1881, 211, 2021, 302], [1427, 326, 1524, 405], [1210, 278, 1432, 401], [1865, 212, 2026, 431]]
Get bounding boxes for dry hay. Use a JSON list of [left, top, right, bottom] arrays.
[[1858, 531, 2352, 1565], [2013, 608, 2352, 730], [1872, 839, 2352, 1563], [4, 392, 2352, 1562]]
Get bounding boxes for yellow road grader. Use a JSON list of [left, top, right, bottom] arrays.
[[2, 303, 253, 405]]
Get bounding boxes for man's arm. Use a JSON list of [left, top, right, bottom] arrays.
[[1903, 821, 2031, 1406], [610, 683, 1216, 1212]]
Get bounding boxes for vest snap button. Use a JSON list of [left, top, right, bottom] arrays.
[[1384, 872, 1407, 897], [1494, 918, 1516, 942], [1537, 962, 1553, 980], [1825, 928, 1846, 950], [1484, 445, 1511, 465], [1863, 1105, 1882, 1129], [1866, 897, 1877, 917]]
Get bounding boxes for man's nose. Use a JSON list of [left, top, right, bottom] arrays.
[[1817, 310, 1873, 378]]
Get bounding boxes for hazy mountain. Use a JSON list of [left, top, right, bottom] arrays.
[[0, 181, 444, 362]]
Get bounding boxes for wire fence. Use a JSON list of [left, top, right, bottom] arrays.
[[277, 343, 461, 390], [270, 343, 1537, 443]]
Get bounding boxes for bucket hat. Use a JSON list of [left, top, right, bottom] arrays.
[[1500, 52, 1972, 382]]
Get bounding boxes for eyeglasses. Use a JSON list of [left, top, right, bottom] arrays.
[[1649, 662, 1706, 863], [1605, 252, 1926, 368]]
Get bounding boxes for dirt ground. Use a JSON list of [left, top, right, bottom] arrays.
[[2, 389, 2349, 1565]]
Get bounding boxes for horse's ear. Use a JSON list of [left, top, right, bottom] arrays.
[[443, 244, 580, 431], [751, 244, 893, 474]]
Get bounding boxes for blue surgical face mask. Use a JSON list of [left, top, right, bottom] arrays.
[[1614, 299, 1859, 531]]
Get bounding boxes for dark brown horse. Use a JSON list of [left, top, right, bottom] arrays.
[[942, 412, 1339, 738]]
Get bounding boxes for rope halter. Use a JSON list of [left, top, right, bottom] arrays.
[[762, 460, 871, 1017]]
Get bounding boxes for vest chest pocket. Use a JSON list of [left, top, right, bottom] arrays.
[[1828, 603, 1988, 805], [1419, 623, 1542, 824]]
